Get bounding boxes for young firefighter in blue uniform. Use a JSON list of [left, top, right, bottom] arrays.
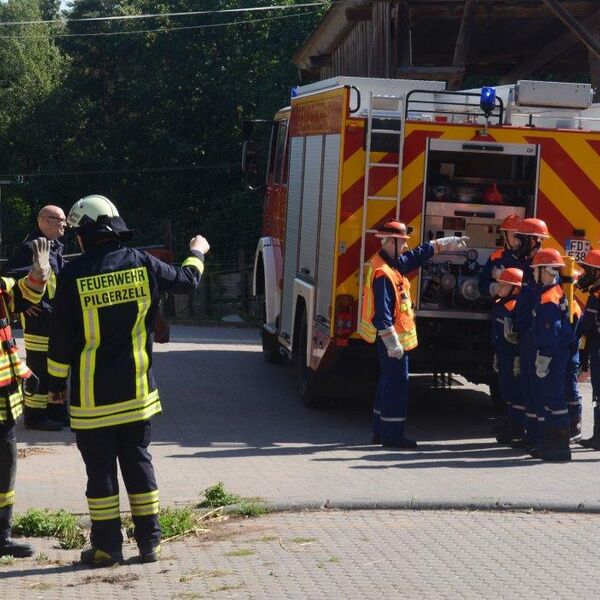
[[576, 249, 600, 450], [0, 239, 51, 557], [529, 248, 573, 462], [491, 268, 525, 445], [509, 218, 550, 449], [47, 195, 210, 567], [6, 205, 67, 431], [479, 214, 523, 297], [359, 220, 469, 448]]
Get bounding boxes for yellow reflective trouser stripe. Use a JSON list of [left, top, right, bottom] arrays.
[[0, 490, 15, 508], [24, 333, 49, 352], [24, 393, 47, 409], [182, 256, 204, 275], [129, 490, 159, 517], [48, 358, 70, 378], [80, 308, 100, 408], [25, 341, 48, 352], [24, 333, 49, 343], [18, 277, 44, 304], [88, 495, 120, 521], [70, 397, 162, 430], [132, 299, 151, 400]]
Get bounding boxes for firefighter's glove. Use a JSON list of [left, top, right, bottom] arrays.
[[492, 354, 498, 373], [30, 238, 51, 283], [379, 326, 404, 360], [433, 236, 470, 254], [190, 235, 210, 255], [513, 356, 521, 378], [503, 317, 519, 344], [535, 352, 552, 379]]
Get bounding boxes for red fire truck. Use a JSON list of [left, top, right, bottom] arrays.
[[242, 77, 599, 407]]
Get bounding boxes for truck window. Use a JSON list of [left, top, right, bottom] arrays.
[[273, 120, 288, 185]]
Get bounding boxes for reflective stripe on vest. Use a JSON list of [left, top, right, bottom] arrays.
[[359, 254, 418, 350]]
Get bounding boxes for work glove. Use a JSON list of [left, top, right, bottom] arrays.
[[27, 238, 51, 292], [492, 354, 498, 373], [190, 235, 210, 255], [378, 326, 404, 360], [491, 265, 506, 280], [489, 282, 500, 297], [503, 317, 519, 344], [432, 236, 470, 254], [513, 356, 520, 378], [535, 352, 551, 379]]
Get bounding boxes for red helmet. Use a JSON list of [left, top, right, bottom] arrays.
[[516, 218, 550, 238], [374, 219, 412, 239], [532, 248, 565, 268], [579, 249, 600, 269], [498, 214, 522, 232], [496, 267, 523, 287]]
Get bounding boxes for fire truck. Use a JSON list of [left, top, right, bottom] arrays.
[[242, 77, 600, 407]]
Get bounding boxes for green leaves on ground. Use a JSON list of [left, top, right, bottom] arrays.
[[12, 509, 86, 549], [198, 482, 241, 508]]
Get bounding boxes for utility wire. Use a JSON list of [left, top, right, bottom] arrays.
[[0, 2, 328, 26], [0, 10, 320, 38]]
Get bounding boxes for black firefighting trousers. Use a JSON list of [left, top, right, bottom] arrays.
[[24, 350, 68, 423], [75, 420, 161, 553], [0, 410, 16, 542]]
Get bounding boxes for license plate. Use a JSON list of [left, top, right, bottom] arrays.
[[565, 238, 591, 262]]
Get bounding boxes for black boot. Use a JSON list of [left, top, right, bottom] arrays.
[[0, 538, 34, 558], [496, 425, 524, 446], [139, 544, 161, 563], [24, 408, 62, 432], [541, 428, 572, 462], [569, 417, 582, 443], [80, 546, 124, 568]]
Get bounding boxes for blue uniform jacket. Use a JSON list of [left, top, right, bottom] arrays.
[[478, 249, 525, 297], [579, 292, 600, 349], [491, 295, 519, 358], [372, 243, 434, 331], [513, 264, 537, 334], [532, 284, 573, 359]]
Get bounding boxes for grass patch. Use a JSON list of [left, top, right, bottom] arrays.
[[12, 509, 86, 549], [231, 501, 266, 518], [255, 535, 278, 543], [291, 536, 317, 544], [225, 548, 255, 557], [210, 583, 244, 592], [179, 568, 233, 583], [198, 482, 240, 509], [328, 556, 340, 563], [0, 555, 15, 565], [124, 507, 206, 541]]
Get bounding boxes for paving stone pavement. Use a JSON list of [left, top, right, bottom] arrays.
[[2, 509, 600, 599], [13, 325, 600, 514]]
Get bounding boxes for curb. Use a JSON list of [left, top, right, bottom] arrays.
[[224, 497, 600, 515]]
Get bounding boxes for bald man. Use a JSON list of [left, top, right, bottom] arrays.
[[6, 206, 67, 430]]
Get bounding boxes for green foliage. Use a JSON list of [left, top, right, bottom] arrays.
[[198, 481, 240, 508], [12, 509, 87, 549], [123, 506, 202, 540], [231, 501, 266, 517]]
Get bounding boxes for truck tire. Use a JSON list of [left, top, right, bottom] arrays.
[[298, 311, 322, 408], [257, 293, 285, 364], [488, 376, 506, 413]]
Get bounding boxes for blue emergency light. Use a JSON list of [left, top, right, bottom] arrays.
[[480, 87, 496, 117], [290, 86, 300, 99]]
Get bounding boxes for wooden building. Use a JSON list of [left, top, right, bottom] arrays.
[[293, 0, 600, 91]]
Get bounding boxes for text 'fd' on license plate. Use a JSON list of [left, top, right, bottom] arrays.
[[565, 239, 591, 262]]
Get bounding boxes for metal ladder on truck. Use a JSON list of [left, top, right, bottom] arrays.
[[356, 91, 405, 326]]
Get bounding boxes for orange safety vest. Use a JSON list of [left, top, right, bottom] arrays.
[[359, 253, 418, 350], [0, 290, 31, 387]]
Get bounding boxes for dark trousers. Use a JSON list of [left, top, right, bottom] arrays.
[[75, 420, 160, 552], [372, 338, 410, 444], [0, 410, 16, 541], [24, 350, 68, 423]]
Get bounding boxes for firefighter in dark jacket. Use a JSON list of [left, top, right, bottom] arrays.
[[47, 195, 209, 568], [359, 220, 469, 448], [0, 238, 51, 558], [6, 205, 67, 430]]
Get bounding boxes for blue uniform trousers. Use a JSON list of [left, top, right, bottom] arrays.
[[75, 420, 160, 553], [564, 346, 582, 427], [589, 344, 600, 424], [372, 338, 409, 444], [536, 348, 570, 441], [497, 352, 524, 429], [520, 332, 538, 444]]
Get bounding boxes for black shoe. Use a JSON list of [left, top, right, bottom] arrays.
[[24, 418, 63, 432], [579, 435, 600, 450], [569, 418, 582, 443], [80, 547, 123, 568], [382, 438, 418, 449], [510, 438, 531, 449], [139, 545, 161, 563], [371, 434, 381, 444], [0, 538, 34, 558], [541, 429, 572, 462]]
